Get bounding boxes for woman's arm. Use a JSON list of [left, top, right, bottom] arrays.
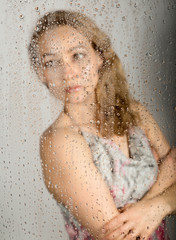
[[131, 101, 171, 159], [146, 181, 176, 217], [40, 128, 120, 239], [142, 147, 176, 201], [99, 102, 176, 239], [131, 101, 176, 197], [100, 184, 176, 240], [158, 182, 176, 215]]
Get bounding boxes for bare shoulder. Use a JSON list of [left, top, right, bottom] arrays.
[[39, 125, 94, 199], [130, 100, 150, 119], [40, 112, 80, 151], [130, 100, 151, 133], [130, 100, 171, 159], [40, 125, 89, 161], [130, 100, 164, 134]]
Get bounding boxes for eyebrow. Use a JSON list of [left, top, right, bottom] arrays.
[[42, 53, 55, 58], [68, 44, 88, 52], [42, 44, 87, 58]]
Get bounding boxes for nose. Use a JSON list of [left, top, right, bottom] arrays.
[[63, 61, 75, 81]]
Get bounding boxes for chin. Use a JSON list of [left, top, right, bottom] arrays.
[[65, 93, 89, 104]]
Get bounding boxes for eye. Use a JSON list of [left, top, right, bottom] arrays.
[[44, 60, 62, 68], [73, 53, 86, 61], [44, 60, 53, 68]]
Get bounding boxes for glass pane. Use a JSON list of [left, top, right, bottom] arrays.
[[1, 0, 175, 239]]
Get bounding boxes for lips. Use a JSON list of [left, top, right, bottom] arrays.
[[66, 85, 82, 93]]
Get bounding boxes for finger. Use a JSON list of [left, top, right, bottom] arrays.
[[103, 229, 126, 240], [102, 213, 128, 234], [103, 222, 134, 240], [141, 234, 150, 240], [125, 229, 140, 240]]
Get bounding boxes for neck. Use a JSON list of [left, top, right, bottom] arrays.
[[64, 91, 97, 129]]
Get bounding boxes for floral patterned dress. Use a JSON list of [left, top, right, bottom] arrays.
[[58, 127, 170, 240]]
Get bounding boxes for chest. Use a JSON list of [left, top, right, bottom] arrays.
[[109, 134, 130, 159], [77, 125, 130, 159], [53, 116, 130, 159]]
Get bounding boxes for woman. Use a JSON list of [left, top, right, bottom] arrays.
[[28, 10, 176, 240]]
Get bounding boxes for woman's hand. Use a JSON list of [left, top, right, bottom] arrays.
[[99, 197, 168, 240]]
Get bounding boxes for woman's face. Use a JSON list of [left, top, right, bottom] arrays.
[[38, 25, 103, 104]]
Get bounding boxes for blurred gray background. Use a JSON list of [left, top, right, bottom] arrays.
[[0, 0, 175, 239]]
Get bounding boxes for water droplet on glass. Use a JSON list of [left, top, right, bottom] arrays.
[[122, 16, 126, 21], [19, 14, 24, 19], [146, 52, 152, 57], [35, 26, 40, 31], [149, 16, 153, 20]]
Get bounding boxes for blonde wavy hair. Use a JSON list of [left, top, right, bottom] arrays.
[[28, 10, 139, 137]]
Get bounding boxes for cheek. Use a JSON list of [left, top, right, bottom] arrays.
[[80, 62, 98, 84], [43, 70, 65, 96], [48, 83, 66, 101], [44, 69, 59, 79], [44, 69, 63, 86]]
